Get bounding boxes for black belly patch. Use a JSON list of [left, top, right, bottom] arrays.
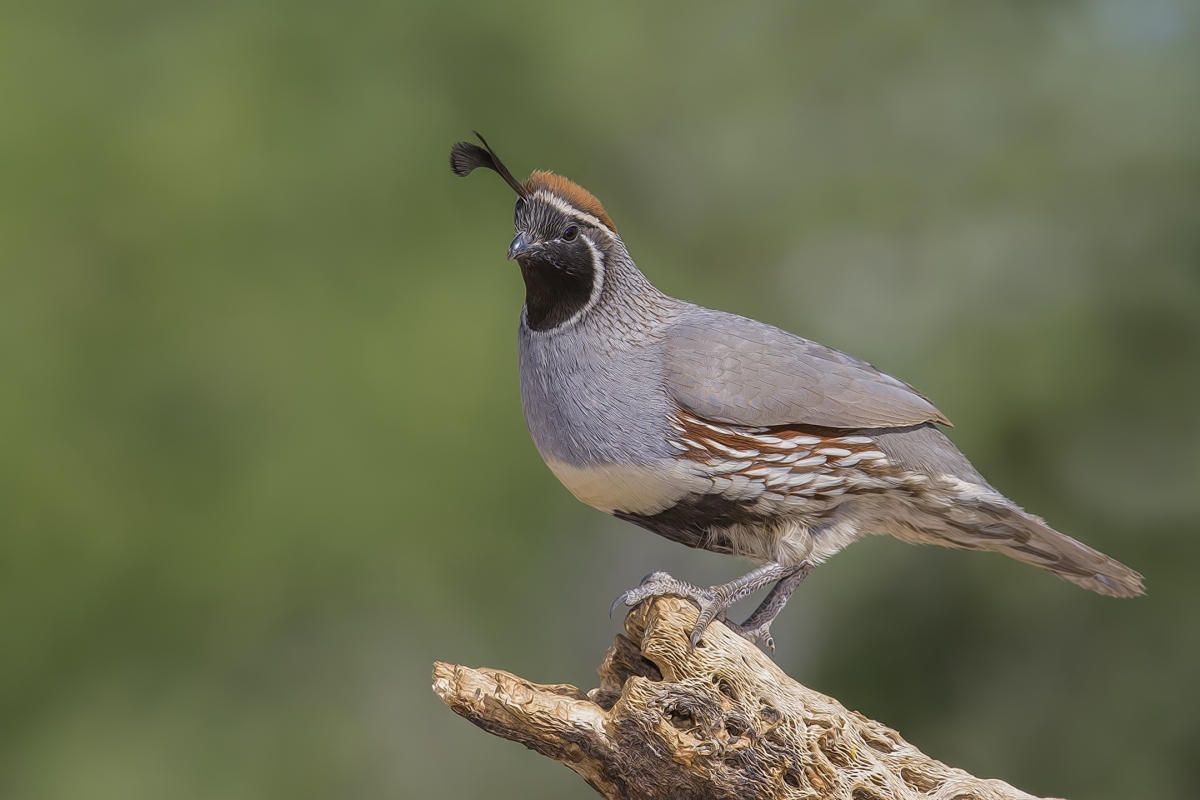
[[614, 493, 774, 556]]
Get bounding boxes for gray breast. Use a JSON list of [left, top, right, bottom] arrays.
[[517, 321, 676, 467]]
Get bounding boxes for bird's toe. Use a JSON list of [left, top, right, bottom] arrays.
[[611, 572, 712, 616]]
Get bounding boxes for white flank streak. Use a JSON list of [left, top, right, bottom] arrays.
[[667, 440, 687, 451], [817, 447, 852, 458], [701, 423, 733, 435], [836, 436, 874, 445], [788, 436, 822, 446], [765, 470, 799, 487], [728, 474, 752, 491], [707, 460, 754, 474], [834, 453, 866, 467], [727, 475, 763, 498], [858, 451, 888, 461], [810, 474, 844, 490], [704, 440, 761, 459], [780, 451, 811, 464], [753, 435, 784, 444], [680, 438, 704, 450], [789, 455, 827, 469], [781, 473, 815, 487]]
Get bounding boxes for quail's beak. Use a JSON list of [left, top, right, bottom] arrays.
[[507, 231, 534, 261]]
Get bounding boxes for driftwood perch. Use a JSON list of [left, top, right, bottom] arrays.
[[433, 597, 1057, 800]]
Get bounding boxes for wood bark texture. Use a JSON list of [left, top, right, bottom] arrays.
[[432, 597, 1057, 800]]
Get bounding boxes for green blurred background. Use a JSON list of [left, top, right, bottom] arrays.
[[2, 2, 1198, 798]]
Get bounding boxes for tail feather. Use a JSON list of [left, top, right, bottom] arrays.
[[866, 426, 1143, 596], [942, 496, 1145, 597]]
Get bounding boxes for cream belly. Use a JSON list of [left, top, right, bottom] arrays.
[[542, 457, 708, 516]]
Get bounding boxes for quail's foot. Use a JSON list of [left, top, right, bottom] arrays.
[[610, 572, 734, 649], [613, 562, 804, 649], [611, 571, 714, 618], [612, 561, 815, 651], [611, 575, 776, 651]]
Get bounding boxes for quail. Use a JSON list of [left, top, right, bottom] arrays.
[[450, 133, 1144, 650]]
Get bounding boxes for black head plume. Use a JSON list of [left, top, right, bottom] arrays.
[[449, 132, 528, 198]]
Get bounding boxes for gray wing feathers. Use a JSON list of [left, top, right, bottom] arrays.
[[664, 310, 950, 429]]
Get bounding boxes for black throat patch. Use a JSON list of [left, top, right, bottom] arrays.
[[519, 242, 597, 331]]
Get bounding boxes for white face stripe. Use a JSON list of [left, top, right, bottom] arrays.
[[532, 189, 618, 244], [564, 234, 606, 329]]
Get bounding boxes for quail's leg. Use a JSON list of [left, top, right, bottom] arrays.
[[688, 562, 803, 647], [723, 562, 812, 652], [612, 562, 800, 648]]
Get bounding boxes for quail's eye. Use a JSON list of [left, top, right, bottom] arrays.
[[563, 225, 579, 242]]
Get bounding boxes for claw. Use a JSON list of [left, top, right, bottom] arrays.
[[690, 593, 727, 646], [688, 599, 730, 648], [722, 618, 776, 652]]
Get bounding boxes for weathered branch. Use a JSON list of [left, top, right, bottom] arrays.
[[433, 597, 1057, 800]]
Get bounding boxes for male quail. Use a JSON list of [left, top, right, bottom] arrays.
[[450, 133, 1143, 650]]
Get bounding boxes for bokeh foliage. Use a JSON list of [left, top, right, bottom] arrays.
[[1, 1, 1198, 798]]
